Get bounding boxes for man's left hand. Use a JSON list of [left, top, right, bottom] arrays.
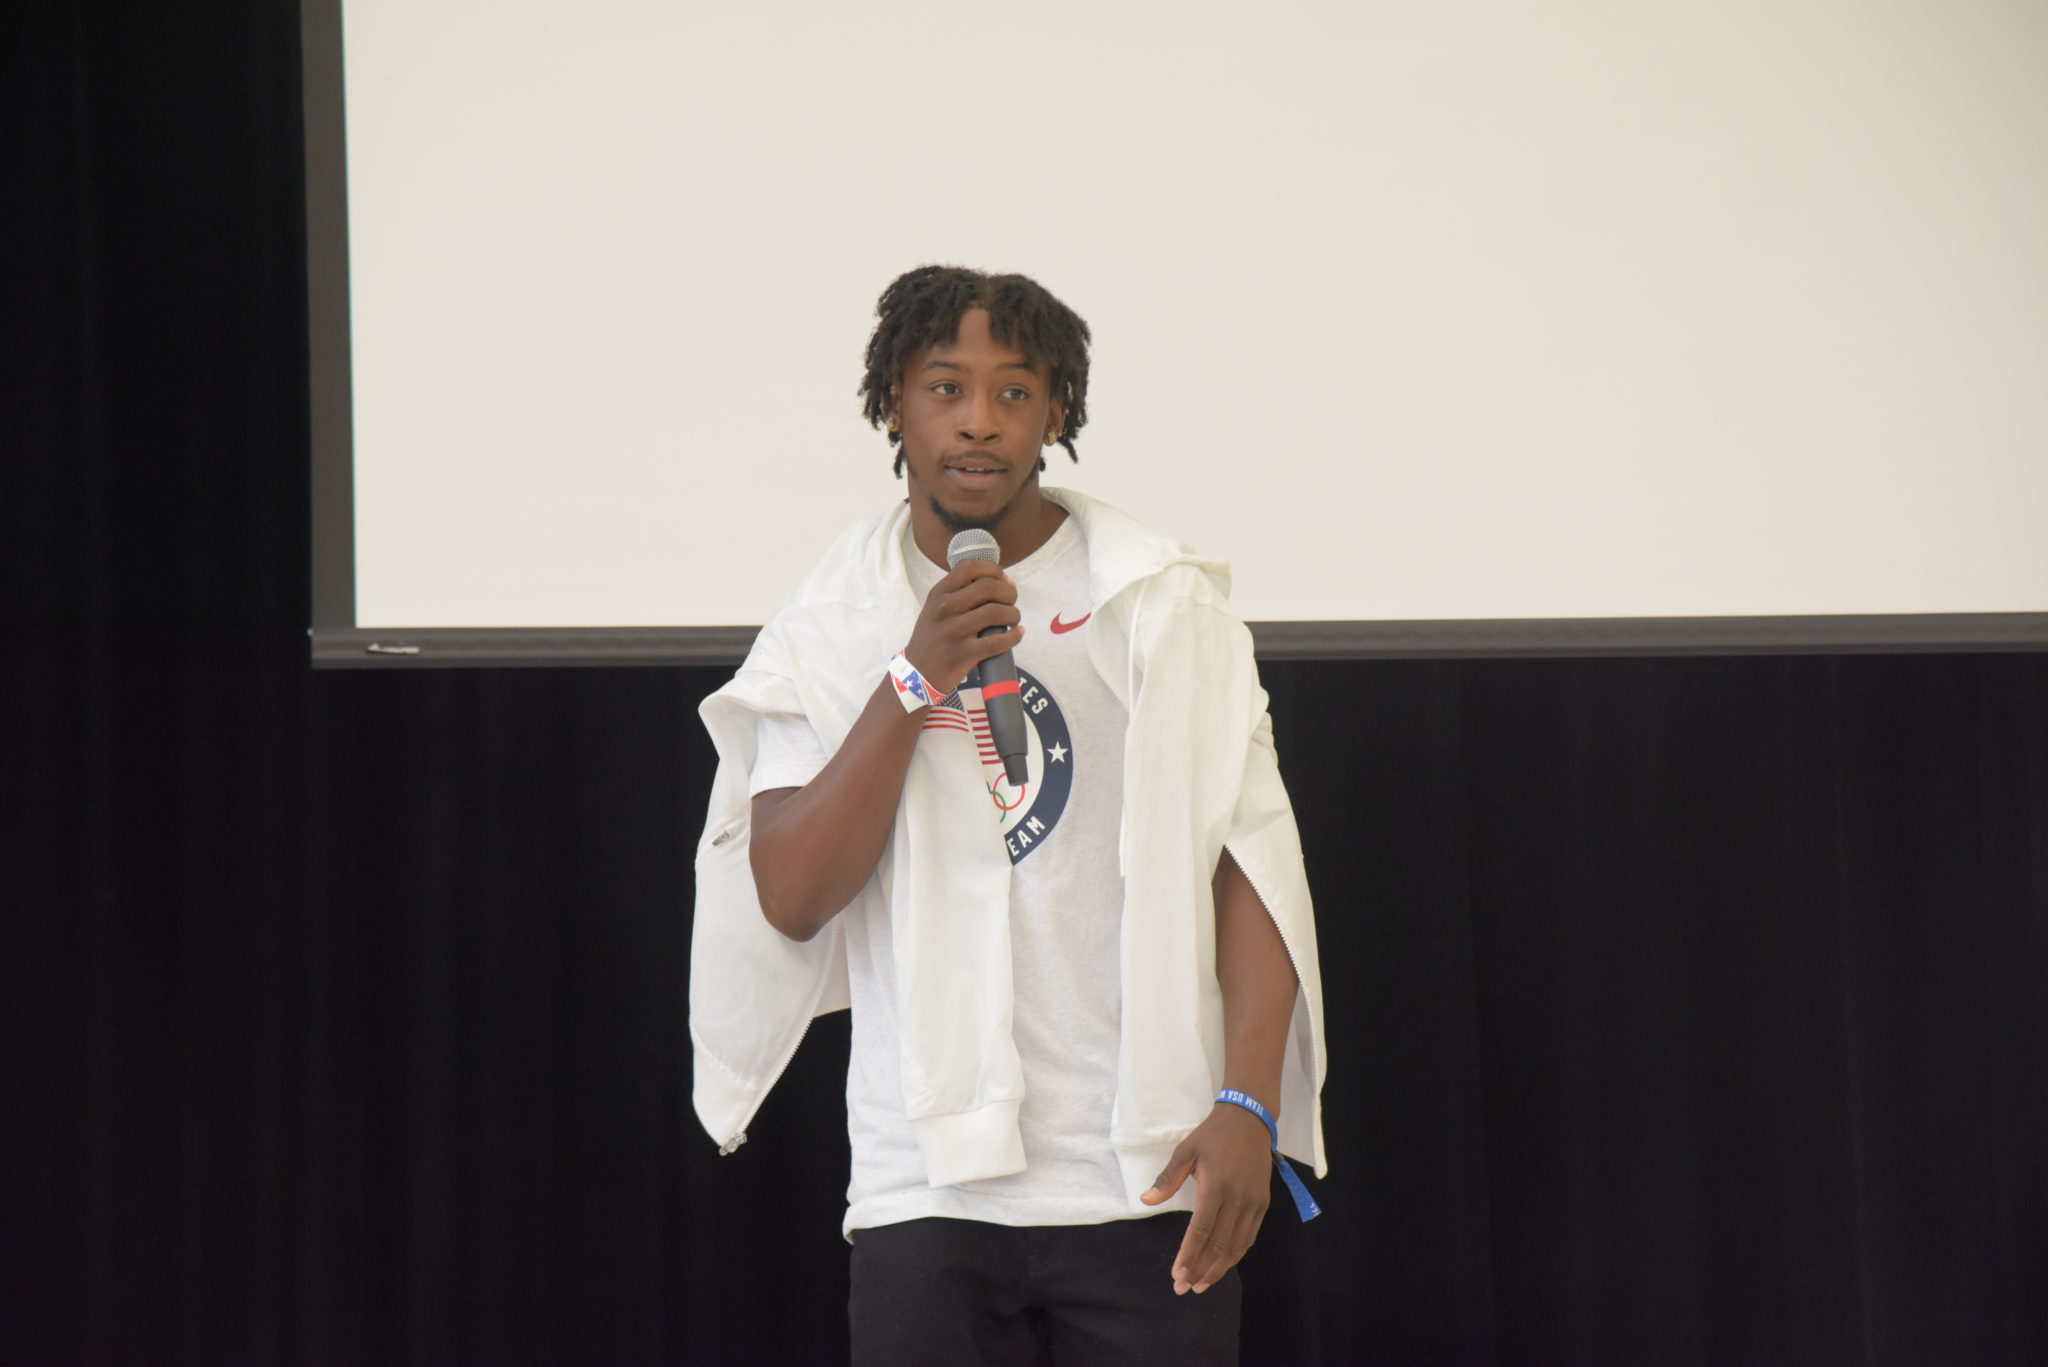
[[1140, 1101, 1274, 1295]]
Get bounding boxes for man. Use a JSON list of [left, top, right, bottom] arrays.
[[690, 266, 1325, 1365]]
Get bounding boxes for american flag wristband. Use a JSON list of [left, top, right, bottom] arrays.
[[1215, 1088, 1323, 1222], [886, 650, 935, 713]]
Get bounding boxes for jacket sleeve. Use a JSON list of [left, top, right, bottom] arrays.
[[1221, 689, 1330, 1178], [688, 629, 852, 1153], [1126, 571, 1329, 1177]]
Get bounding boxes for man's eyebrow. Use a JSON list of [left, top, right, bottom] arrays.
[[919, 358, 1042, 374]]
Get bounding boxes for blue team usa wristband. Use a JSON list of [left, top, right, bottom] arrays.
[[1215, 1088, 1322, 1222]]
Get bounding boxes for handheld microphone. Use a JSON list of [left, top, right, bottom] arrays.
[[946, 530, 1031, 788]]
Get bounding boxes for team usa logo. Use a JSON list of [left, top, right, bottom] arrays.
[[920, 666, 1074, 864]]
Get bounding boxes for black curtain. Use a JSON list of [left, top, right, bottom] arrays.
[[9, 5, 2045, 1363]]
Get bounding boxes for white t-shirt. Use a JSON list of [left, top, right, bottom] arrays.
[[751, 512, 1196, 1233]]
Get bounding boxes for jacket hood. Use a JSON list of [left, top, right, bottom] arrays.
[[1040, 486, 1232, 607]]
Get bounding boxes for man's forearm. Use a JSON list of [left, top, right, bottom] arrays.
[[750, 678, 924, 941], [749, 553, 1024, 941], [1214, 850, 1298, 1111]]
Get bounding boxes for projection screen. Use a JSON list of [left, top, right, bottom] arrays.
[[305, 0, 2048, 667]]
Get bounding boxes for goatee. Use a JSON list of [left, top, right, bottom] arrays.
[[925, 490, 1008, 537]]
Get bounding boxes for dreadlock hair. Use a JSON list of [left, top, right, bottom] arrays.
[[858, 265, 1092, 478]]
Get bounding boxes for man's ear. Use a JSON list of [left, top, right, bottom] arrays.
[[885, 385, 901, 431], [1048, 396, 1068, 443]]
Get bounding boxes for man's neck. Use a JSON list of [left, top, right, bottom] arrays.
[[909, 488, 1067, 569]]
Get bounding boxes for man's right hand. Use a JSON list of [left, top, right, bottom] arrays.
[[903, 558, 1024, 695]]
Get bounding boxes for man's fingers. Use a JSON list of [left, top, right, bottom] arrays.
[[1187, 1205, 1261, 1303], [946, 584, 1017, 617], [1178, 1175, 1272, 1292], [1176, 1200, 1254, 1294], [977, 626, 1024, 658], [1189, 1203, 1262, 1294], [1172, 1208, 1215, 1295], [1179, 1200, 1241, 1294], [960, 600, 1022, 639], [947, 558, 1005, 582], [1143, 1147, 1194, 1206], [943, 562, 1015, 601], [1241, 1205, 1269, 1270]]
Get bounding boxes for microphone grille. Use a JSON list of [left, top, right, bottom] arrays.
[[946, 529, 1000, 570]]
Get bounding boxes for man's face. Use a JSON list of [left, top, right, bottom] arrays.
[[892, 308, 1065, 539]]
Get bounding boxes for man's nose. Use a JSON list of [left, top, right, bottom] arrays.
[[957, 390, 1000, 441]]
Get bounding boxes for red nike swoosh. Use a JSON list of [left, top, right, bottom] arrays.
[[1049, 611, 1092, 635]]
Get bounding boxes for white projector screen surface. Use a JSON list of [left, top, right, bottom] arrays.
[[321, 0, 2048, 649]]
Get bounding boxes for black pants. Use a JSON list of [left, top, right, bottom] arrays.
[[848, 1214, 1241, 1366]]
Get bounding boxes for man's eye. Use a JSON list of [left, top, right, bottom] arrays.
[[932, 382, 959, 395], [1002, 387, 1031, 400]]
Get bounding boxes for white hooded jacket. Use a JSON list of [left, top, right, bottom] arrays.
[[689, 487, 1327, 1204]]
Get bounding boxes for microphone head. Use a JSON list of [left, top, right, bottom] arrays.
[[946, 529, 1000, 570]]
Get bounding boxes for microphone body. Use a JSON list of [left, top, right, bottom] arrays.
[[945, 530, 1031, 788]]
